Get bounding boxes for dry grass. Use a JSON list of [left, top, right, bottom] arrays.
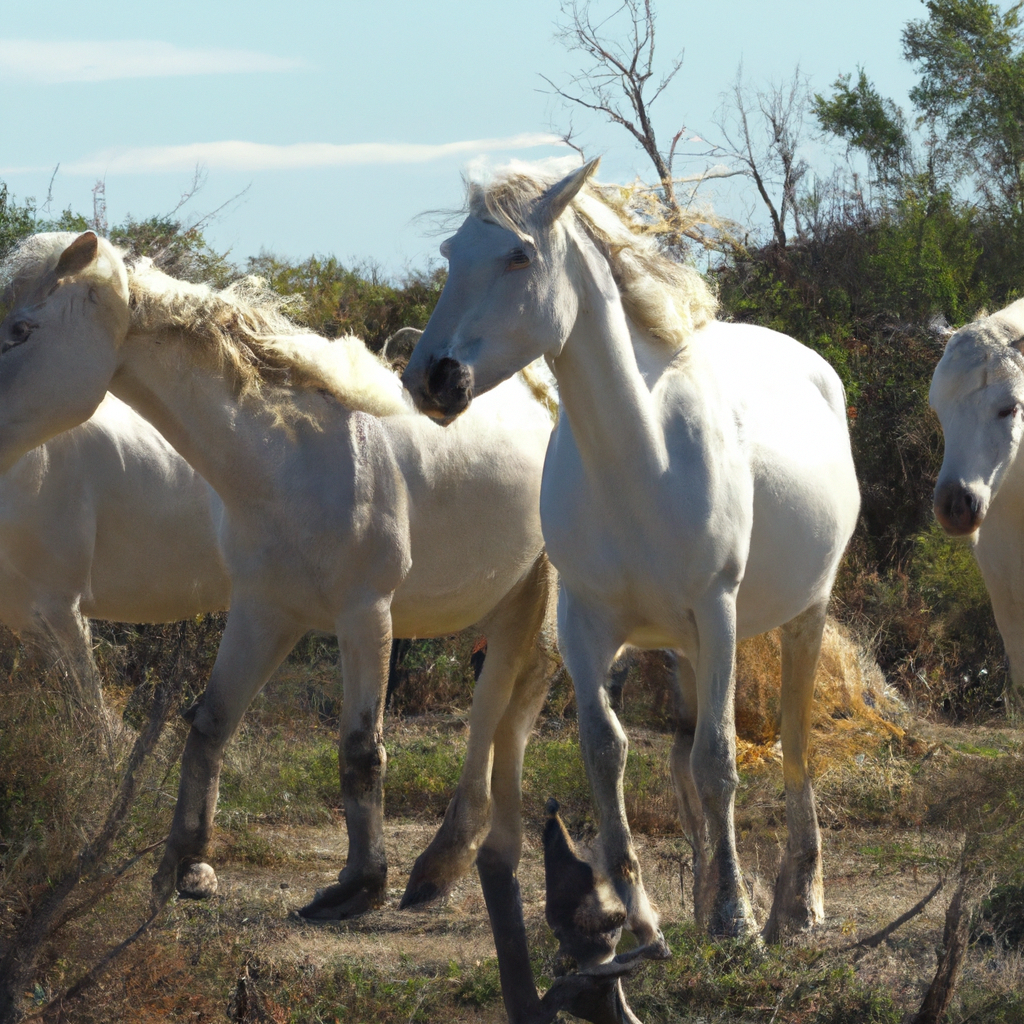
[[1, 618, 1022, 1023]]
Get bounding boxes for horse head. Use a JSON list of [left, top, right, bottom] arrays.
[[0, 231, 129, 472], [403, 160, 598, 421], [930, 299, 1024, 535]]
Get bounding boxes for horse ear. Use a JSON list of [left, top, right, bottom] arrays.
[[55, 232, 99, 278], [537, 158, 601, 226]]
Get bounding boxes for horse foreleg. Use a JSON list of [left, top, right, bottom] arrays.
[[401, 555, 555, 908], [298, 597, 392, 920], [690, 588, 757, 938], [152, 600, 303, 907], [563, 595, 667, 954], [667, 654, 712, 928], [764, 602, 827, 941]]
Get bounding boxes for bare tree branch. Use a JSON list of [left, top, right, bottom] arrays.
[[712, 66, 811, 250], [545, 0, 689, 220]]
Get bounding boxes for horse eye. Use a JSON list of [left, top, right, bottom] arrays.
[[1, 320, 34, 353], [998, 404, 1020, 419], [506, 249, 531, 271]]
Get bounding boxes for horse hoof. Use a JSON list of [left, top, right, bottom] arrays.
[[178, 862, 218, 899], [295, 881, 384, 921], [399, 878, 443, 909], [643, 935, 672, 961], [151, 868, 176, 910]]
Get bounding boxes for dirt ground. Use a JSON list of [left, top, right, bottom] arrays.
[[149, 717, 1021, 1024]]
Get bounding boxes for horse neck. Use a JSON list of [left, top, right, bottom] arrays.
[[110, 327, 279, 505], [550, 240, 669, 476]]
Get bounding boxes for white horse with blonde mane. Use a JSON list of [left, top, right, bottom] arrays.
[[404, 160, 860, 997], [0, 394, 229, 711], [930, 297, 1024, 716], [0, 231, 557, 921]]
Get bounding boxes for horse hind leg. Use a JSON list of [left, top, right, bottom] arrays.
[[401, 554, 555, 908], [667, 653, 714, 929], [763, 601, 827, 942]]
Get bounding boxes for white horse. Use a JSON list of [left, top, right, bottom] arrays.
[[403, 160, 860, 968], [930, 297, 1024, 716], [0, 231, 557, 921], [0, 394, 230, 710]]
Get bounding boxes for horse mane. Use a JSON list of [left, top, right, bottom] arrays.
[[2, 232, 410, 422], [126, 261, 410, 420], [468, 166, 719, 350]]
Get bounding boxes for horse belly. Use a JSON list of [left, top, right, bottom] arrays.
[[85, 483, 230, 623], [386, 395, 550, 637], [737, 450, 858, 638], [390, 492, 544, 637]]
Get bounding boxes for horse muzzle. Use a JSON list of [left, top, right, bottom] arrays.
[[403, 355, 474, 424], [933, 479, 985, 536]]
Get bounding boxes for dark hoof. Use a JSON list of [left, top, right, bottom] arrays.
[[540, 968, 643, 1024], [627, 936, 671, 962], [296, 881, 385, 921], [178, 862, 218, 899], [399, 877, 445, 909]]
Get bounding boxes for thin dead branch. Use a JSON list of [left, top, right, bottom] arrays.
[[0, 623, 195, 1024], [843, 876, 945, 958]]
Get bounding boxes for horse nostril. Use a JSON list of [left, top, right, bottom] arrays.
[[424, 357, 473, 417], [428, 357, 462, 397], [936, 481, 983, 534]]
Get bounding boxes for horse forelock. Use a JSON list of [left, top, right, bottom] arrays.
[[3, 232, 128, 310], [469, 165, 717, 351], [935, 310, 1024, 408], [126, 262, 409, 420]]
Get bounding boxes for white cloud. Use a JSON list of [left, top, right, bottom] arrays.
[[39, 134, 567, 176], [0, 39, 300, 83]]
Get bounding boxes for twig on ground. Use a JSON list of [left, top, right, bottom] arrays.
[[842, 876, 945, 958]]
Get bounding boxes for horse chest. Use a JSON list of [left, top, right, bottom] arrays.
[[541, 447, 749, 616]]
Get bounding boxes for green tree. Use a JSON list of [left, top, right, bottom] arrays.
[[904, 0, 1024, 223], [813, 69, 913, 191], [245, 252, 445, 351], [110, 215, 234, 286]]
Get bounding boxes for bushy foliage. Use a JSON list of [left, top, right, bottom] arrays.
[[714, 1, 1024, 718], [245, 252, 445, 351], [0, 183, 88, 264], [109, 216, 234, 286]]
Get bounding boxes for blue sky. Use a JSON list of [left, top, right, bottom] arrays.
[[0, 0, 925, 276]]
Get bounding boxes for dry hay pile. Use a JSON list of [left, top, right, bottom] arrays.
[[733, 618, 906, 770]]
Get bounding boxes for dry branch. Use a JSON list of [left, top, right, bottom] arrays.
[[843, 876, 945, 958], [0, 623, 197, 1024]]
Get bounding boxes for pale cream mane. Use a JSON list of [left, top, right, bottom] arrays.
[[127, 261, 410, 419], [469, 169, 719, 349], [2, 233, 410, 422]]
